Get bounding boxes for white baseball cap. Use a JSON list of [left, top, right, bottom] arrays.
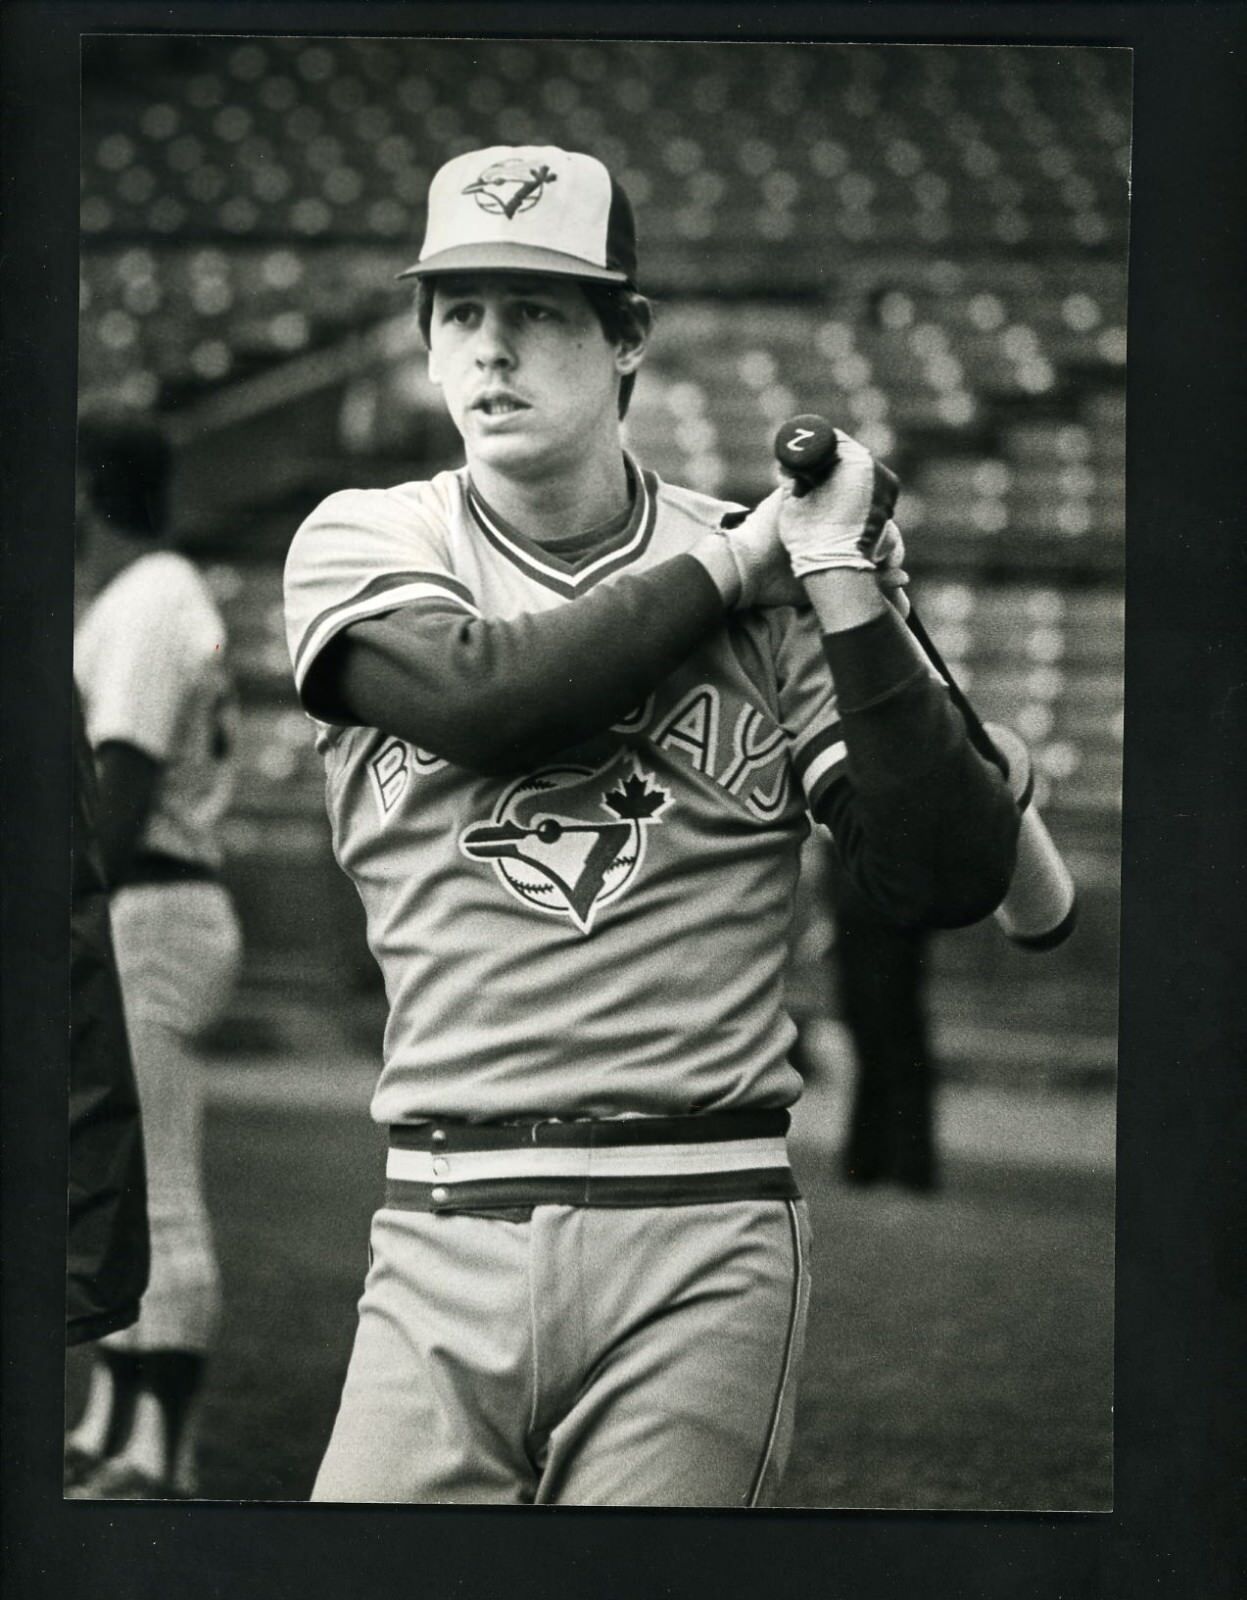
[[399, 145, 638, 285]]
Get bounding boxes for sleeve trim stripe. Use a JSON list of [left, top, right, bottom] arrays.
[[293, 578, 479, 685], [791, 721, 844, 780], [293, 571, 477, 676], [801, 741, 848, 803]]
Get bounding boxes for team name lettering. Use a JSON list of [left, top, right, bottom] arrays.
[[645, 683, 791, 819], [655, 688, 721, 774], [370, 738, 447, 815], [370, 685, 791, 824], [370, 740, 410, 814], [722, 706, 790, 819]]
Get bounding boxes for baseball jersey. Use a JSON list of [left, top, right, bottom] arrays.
[[75, 550, 236, 873], [284, 460, 849, 1125]]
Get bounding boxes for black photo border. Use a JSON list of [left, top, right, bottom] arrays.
[[3, 3, 1244, 1597]]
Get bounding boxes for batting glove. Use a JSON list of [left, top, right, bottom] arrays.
[[779, 429, 901, 581], [716, 487, 807, 608]]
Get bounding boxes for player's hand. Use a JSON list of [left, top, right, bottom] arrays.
[[873, 518, 911, 613], [778, 429, 900, 581], [714, 487, 807, 609]]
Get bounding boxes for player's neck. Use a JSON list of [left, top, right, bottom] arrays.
[[467, 444, 631, 546]]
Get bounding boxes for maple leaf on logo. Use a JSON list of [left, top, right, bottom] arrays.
[[604, 771, 671, 821]]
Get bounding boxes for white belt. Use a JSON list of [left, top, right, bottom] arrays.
[[386, 1135, 791, 1186]]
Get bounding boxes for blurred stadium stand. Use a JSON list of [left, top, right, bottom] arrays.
[[79, 38, 1128, 1080]]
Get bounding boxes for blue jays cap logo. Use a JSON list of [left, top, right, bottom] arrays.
[[460, 757, 671, 934], [463, 158, 559, 221], [404, 146, 637, 285]]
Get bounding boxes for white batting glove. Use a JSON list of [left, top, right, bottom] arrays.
[[779, 429, 901, 581], [716, 487, 806, 608]]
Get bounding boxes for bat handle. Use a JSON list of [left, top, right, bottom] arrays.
[[773, 414, 840, 497], [773, 413, 1077, 950]]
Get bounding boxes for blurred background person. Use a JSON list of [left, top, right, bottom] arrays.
[[67, 414, 242, 1500], [788, 836, 939, 1191], [830, 858, 939, 1192], [66, 684, 150, 1367]]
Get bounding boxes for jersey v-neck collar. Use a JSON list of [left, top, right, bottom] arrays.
[[464, 454, 659, 600]]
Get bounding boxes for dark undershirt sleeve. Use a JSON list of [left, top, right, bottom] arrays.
[[303, 553, 727, 776], [809, 610, 1020, 929], [92, 740, 163, 888]]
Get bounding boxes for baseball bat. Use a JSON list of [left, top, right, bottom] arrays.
[[773, 413, 1078, 951]]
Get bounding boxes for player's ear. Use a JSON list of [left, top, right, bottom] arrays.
[[419, 283, 443, 383], [611, 291, 653, 378], [613, 328, 648, 378]]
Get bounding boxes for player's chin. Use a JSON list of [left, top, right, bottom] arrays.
[[466, 421, 557, 474]]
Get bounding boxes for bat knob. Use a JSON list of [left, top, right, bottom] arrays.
[[773, 414, 839, 495]]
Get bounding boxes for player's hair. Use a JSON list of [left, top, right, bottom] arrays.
[[77, 413, 171, 540], [414, 279, 654, 419]]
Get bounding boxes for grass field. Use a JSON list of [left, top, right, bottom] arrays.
[[63, 1056, 1113, 1513], [783, 1158, 1113, 1511]]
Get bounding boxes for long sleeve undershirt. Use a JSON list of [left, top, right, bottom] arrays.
[[306, 554, 724, 774], [812, 611, 1018, 928], [305, 553, 1018, 930]]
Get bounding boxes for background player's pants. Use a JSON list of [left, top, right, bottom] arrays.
[[833, 868, 938, 1189], [100, 882, 241, 1354], [313, 1197, 812, 1507]]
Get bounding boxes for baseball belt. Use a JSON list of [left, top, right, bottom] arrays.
[[384, 1109, 799, 1212]]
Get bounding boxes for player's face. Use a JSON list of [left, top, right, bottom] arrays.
[[426, 275, 641, 480]]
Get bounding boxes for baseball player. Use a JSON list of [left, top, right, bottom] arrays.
[[67, 416, 242, 1499], [283, 146, 1019, 1506], [67, 683, 150, 1350]]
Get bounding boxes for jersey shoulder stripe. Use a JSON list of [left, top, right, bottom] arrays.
[[293, 569, 479, 685], [285, 479, 473, 695]]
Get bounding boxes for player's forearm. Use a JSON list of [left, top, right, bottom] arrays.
[[811, 612, 1019, 928], [316, 553, 729, 774], [800, 566, 893, 634], [92, 740, 162, 887]]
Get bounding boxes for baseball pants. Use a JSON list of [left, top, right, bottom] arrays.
[[313, 1197, 812, 1507], [100, 881, 241, 1354]]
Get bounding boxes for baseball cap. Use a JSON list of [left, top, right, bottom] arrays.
[[399, 145, 637, 286]]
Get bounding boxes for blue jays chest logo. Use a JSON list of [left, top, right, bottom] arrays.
[[459, 757, 671, 934], [463, 158, 558, 220]]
